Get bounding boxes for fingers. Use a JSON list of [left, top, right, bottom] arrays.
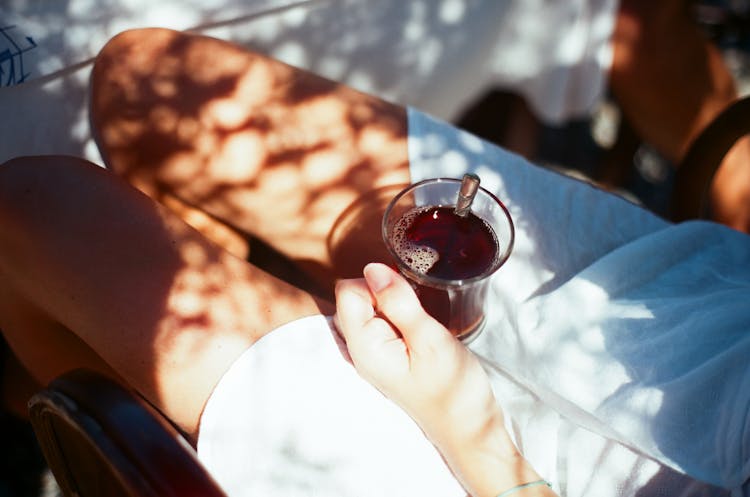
[[335, 263, 453, 355], [362, 263, 448, 348], [334, 278, 375, 342], [335, 278, 397, 340]]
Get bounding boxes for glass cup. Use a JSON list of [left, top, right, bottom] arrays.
[[382, 177, 514, 342]]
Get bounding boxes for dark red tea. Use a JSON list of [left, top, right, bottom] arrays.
[[390, 205, 499, 339]]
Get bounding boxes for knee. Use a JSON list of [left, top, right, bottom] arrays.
[[92, 27, 182, 86], [91, 28, 184, 175], [0, 154, 94, 184], [92, 27, 186, 95], [0, 156, 101, 221], [0, 156, 55, 227], [0, 156, 52, 205], [90, 27, 183, 121], [90, 26, 262, 182]]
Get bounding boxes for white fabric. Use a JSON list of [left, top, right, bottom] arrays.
[[410, 109, 750, 495], [197, 319, 734, 497], [198, 315, 466, 497], [198, 109, 749, 497], [0, 0, 616, 164]]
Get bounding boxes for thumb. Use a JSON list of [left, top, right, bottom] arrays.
[[362, 263, 448, 348]]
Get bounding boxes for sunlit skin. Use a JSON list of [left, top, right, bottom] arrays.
[[91, 28, 410, 294]]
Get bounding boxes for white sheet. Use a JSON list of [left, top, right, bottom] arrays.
[[198, 109, 749, 497]]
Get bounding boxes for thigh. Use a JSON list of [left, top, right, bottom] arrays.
[[90, 28, 411, 294], [0, 155, 331, 441]]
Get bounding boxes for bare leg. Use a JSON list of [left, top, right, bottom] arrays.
[[610, 0, 750, 231], [0, 155, 331, 442], [90, 28, 411, 294]]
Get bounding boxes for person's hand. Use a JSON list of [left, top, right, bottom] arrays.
[[334, 263, 501, 450], [335, 263, 553, 497]]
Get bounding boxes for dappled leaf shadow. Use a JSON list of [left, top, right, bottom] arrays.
[[90, 28, 409, 299]]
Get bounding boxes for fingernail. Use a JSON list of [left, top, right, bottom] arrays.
[[363, 263, 392, 293]]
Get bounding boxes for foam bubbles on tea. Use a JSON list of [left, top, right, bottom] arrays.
[[391, 208, 440, 274]]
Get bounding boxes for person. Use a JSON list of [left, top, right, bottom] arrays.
[[0, 28, 748, 497]]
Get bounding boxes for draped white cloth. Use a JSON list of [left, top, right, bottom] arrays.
[[197, 109, 750, 497]]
